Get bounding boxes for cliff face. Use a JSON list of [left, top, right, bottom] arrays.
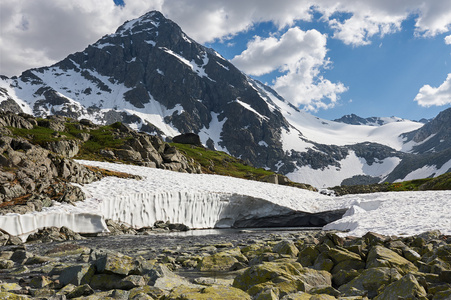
[[0, 11, 449, 187]]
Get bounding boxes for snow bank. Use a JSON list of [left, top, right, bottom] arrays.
[[0, 160, 449, 240], [0, 202, 107, 238], [323, 191, 451, 237]]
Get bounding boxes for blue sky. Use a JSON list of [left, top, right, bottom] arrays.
[[1, 0, 451, 121], [206, 15, 451, 121]]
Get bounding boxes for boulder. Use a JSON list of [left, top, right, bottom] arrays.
[[0, 291, 30, 299], [59, 264, 95, 286], [233, 261, 305, 291], [280, 292, 313, 299], [273, 240, 300, 258], [94, 252, 138, 276], [89, 273, 124, 290], [165, 284, 251, 300], [66, 283, 94, 299], [433, 289, 451, 300], [366, 245, 418, 275], [117, 275, 147, 290], [327, 247, 362, 264], [172, 133, 202, 146], [147, 264, 194, 291], [374, 273, 427, 300], [197, 253, 240, 272], [233, 260, 331, 294], [338, 267, 402, 298], [128, 286, 165, 299]]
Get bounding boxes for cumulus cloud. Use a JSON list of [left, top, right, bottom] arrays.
[[0, 0, 162, 76], [414, 74, 451, 107], [232, 27, 347, 110], [445, 35, 451, 45], [2, 0, 451, 76]]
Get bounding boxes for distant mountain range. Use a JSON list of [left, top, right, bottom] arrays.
[[1, 11, 450, 188]]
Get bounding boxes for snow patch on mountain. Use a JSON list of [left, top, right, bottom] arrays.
[[401, 133, 437, 153], [234, 99, 269, 121], [160, 48, 213, 81], [286, 151, 401, 188], [281, 128, 313, 152], [0, 79, 33, 114], [198, 112, 228, 152], [396, 158, 451, 182], [250, 80, 423, 151]]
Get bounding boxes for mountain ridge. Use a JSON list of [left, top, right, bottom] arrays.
[[0, 10, 449, 188]]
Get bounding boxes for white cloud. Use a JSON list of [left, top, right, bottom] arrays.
[[414, 74, 451, 107], [231, 27, 347, 110], [231, 27, 326, 76], [2, 0, 451, 76], [445, 35, 451, 45], [0, 0, 162, 76]]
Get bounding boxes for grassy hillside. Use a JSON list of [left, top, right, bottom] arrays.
[[171, 143, 273, 180], [387, 172, 451, 191], [330, 172, 451, 195]]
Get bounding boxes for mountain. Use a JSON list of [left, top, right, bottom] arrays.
[[333, 114, 406, 126], [1, 11, 450, 188]]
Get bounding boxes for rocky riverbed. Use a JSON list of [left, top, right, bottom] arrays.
[[0, 226, 450, 299]]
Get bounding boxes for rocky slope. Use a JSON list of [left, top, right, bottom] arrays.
[[0, 112, 201, 215], [0, 228, 450, 299], [0, 11, 449, 187]]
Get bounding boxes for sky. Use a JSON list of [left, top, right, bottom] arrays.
[[1, 0, 451, 121]]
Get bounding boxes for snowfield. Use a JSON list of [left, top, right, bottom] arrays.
[[0, 161, 449, 240]]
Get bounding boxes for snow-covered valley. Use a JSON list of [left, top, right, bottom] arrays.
[[0, 161, 449, 241]]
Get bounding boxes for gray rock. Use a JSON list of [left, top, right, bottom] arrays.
[[66, 284, 94, 299], [59, 264, 95, 286], [94, 252, 138, 276]]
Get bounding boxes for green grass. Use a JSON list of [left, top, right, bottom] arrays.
[[10, 126, 74, 145], [10, 122, 130, 160], [171, 143, 274, 180], [387, 172, 451, 191]]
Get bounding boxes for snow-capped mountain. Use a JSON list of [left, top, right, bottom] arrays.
[[1, 11, 450, 188], [333, 114, 407, 126]]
